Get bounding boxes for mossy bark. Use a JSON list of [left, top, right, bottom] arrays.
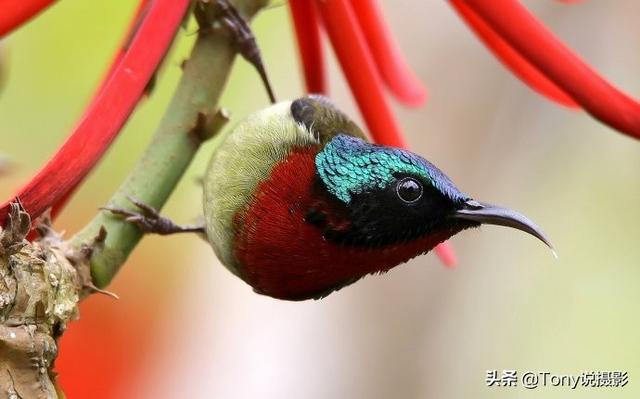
[[0, 205, 88, 399]]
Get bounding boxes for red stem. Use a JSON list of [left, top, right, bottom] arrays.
[[289, 0, 326, 94], [450, 0, 578, 108], [351, 0, 427, 107], [462, 0, 640, 139], [0, 0, 56, 37], [0, 0, 190, 224]]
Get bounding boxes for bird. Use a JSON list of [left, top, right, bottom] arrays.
[[197, 95, 552, 300], [107, 95, 551, 300]]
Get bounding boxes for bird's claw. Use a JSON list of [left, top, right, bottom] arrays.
[[195, 0, 276, 103], [102, 196, 205, 236]]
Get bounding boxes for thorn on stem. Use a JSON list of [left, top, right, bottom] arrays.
[[85, 283, 120, 300], [193, 107, 230, 141], [96, 226, 108, 243]]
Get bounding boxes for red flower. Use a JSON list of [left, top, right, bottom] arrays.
[[453, 0, 640, 138], [290, 0, 640, 141], [449, 0, 579, 109], [288, 0, 640, 266]]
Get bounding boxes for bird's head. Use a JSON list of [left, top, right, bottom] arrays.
[[311, 134, 551, 255]]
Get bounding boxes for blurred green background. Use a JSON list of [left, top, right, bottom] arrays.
[[1, 1, 639, 398]]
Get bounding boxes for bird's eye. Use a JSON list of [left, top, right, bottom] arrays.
[[396, 177, 423, 203]]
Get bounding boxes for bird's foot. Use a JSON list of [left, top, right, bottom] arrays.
[[102, 196, 205, 236], [195, 0, 276, 103]]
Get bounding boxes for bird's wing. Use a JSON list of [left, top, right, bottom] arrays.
[[290, 95, 367, 144]]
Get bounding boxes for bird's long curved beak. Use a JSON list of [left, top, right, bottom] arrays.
[[452, 200, 554, 253]]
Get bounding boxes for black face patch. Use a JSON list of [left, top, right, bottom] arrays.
[[307, 173, 474, 248]]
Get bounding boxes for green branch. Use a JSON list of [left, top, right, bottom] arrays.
[[71, 0, 268, 288]]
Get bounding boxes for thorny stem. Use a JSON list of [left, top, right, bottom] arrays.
[[70, 0, 269, 288]]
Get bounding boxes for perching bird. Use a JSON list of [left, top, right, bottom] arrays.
[[108, 95, 551, 300], [196, 95, 552, 300]]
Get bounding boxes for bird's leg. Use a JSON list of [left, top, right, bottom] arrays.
[[102, 196, 205, 236], [211, 0, 276, 103]]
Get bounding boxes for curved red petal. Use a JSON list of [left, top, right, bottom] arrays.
[[289, 0, 326, 94], [0, 0, 190, 224], [351, 0, 427, 107], [315, 0, 406, 147], [451, 0, 578, 108], [0, 0, 56, 37], [463, 0, 640, 139]]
